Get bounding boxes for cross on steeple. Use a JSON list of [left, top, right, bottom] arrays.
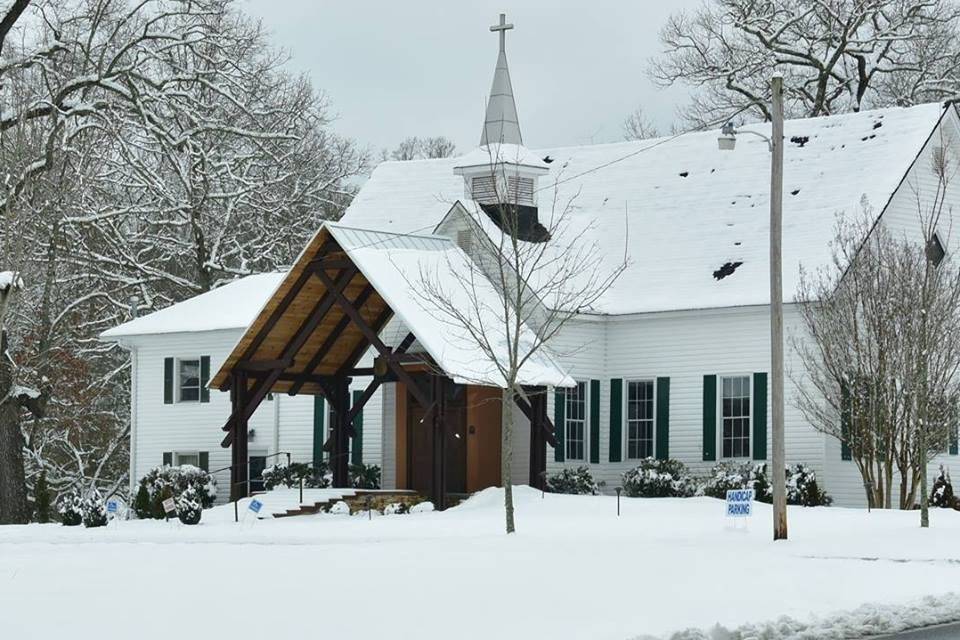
[[490, 13, 513, 53]]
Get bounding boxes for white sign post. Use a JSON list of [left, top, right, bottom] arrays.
[[725, 489, 754, 529]]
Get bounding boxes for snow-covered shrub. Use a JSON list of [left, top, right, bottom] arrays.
[[329, 500, 350, 515], [702, 461, 770, 501], [546, 466, 602, 495], [133, 484, 151, 519], [176, 486, 203, 525], [57, 489, 83, 526], [349, 463, 381, 489], [702, 462, 831, 506], [262, 461, 330, 490], [931, 465, 956, 509], [787, 464, 832, 507], [621, 458, 697, 498], [137, 465, 216, 518], [410, 501, 434, 514], [383, 502, 410, 515], [82, 491, 108, 528], [33, 470, 51, 523]]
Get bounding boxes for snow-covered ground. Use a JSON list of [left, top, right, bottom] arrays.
[[2, 487, 958, 639]]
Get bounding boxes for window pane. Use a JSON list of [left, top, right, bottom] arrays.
[[565, 382, 588, 461], [177, 453, 199, 467], [721, 376, 750, 458], [179, 359, 200, 402]]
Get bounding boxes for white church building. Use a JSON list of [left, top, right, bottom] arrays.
[[102, 15, 960, 509]]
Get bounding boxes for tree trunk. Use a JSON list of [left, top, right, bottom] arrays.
[[501, 387, 515, 534], [0, 331, 29, 524]]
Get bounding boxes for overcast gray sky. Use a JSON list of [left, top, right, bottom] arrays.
[[240, 1, 702, 154]]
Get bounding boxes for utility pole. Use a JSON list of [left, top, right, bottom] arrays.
[[770, 74, 788, 541]]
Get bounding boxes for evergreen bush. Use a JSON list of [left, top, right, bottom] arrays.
[[82, 490, 108, 528], [133, 484, 152, 519], [787, 464, 832, 507], [349, 463, 381, 489], [137, 465, 217, 518], [546, 466, 602, 495], [621, 458, 697, 497], [262, 461, 330, 490], [702, 461, 831, 506], [931, 465, 956, 509], [57, 489, 83, 526], [702, 461, 770, 501], [33, 470, 51, 523], [176, 486, 203, 525]]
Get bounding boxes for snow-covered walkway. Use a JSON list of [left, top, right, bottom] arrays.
[[2, 487, 958, 639]]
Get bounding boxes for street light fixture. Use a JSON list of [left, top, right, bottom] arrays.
[[717, 75, 788, 541], [717, 121, 773, 152]]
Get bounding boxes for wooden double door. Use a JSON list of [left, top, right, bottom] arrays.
[[407, 377, 467, 495]]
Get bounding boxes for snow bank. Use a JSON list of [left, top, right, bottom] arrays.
[[2, 486, 959, 640], [636, 594, 960, 640]]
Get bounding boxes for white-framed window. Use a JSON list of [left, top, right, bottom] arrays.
[[721, 375, 751, 458], [565, 381, 588, 461], [177, 358, 202, 402], [626, 379, 655, 459], [174, 451, 200, 468]]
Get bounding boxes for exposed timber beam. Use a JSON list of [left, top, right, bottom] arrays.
[[315, 269, 432, 409], [221, 267, 357, 444], [287, 284, 376, 396]]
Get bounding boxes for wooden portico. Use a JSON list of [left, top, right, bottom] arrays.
[[210, 223, 562, 509]]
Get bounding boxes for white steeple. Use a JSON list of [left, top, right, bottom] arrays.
[[480, 14, 522, 146], [454, 13, 549, 212]]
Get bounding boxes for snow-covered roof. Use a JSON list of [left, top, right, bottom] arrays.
[[100, 273, 285, 339], [327, 223, 573, 388], [343, 103, 949, 314]]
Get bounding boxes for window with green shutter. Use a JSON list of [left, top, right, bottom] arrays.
[[609, 379, 623, 462], [313, 396, 326, 468], [351, 390, 364, 465], [589, 379, 600, 464], [554, 388, 565, 462], [752, 373, 767, 461], [163, 358, 174, 404], [655, 377, 670, 460], [702, 375, 717, 461]]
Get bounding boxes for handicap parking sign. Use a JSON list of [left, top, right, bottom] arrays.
[[106, 500, 118, 514], [248, 499, 263, 514]]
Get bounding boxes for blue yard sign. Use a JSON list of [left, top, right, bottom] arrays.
[[106, 500, 118, 514], [248, 499, 263, 514], [725, 489, 754, 518]]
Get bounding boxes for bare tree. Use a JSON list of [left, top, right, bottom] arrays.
[[0, 0, 366, 517], [622, 107, 660, 141], [793, 153, 960, 513], [651, 0, 960, 127], [388, 136, 457, 161], [415, 153, 626, 533]]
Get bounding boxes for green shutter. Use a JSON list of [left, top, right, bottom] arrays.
[[198, 451, 209, 472], [589, 379, 600, 464], [656, 377, 670, 460], [351, 390, 364, 465], [200, 356, 211, 403], [313, 395, 326, 468], [752, 373, 767, 461], [162, 451, 172, 467], [840, 384, 852, 460], [554, 388, 565, 462], [163, 357, 174, 404], [609, 379, 623, 462], [702, 375, 717, 461]]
